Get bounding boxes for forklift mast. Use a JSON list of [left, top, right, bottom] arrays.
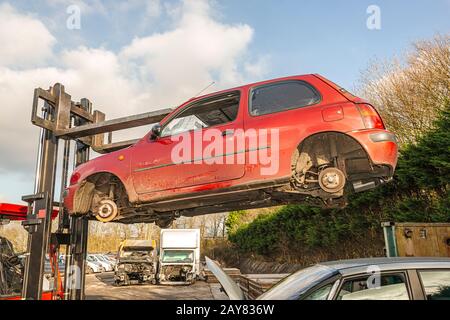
[[20, 83, 170, 300]]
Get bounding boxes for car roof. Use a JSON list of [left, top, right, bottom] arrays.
[[319, 257, 450, 276], [193, 73, 317, 101], [159, 74, 320, 125]]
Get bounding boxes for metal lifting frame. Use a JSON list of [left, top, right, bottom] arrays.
[[21, 83, 171, 300]]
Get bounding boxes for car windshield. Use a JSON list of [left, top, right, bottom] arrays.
[[162, 250, 194, 263], [257, 265, 337, 300], [120, 248, 152, 260]]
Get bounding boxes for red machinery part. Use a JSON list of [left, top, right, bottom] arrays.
[[1, 291, 55, 301], [0, 203, 59, 221]]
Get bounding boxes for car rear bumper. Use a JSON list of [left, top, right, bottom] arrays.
[[346, 129, 399, 176]]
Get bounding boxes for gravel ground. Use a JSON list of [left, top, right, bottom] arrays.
[[85, 272, 229, 300]]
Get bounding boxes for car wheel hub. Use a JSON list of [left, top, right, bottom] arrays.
[[96, 199, 118, 223], [319, 167, 346, 193]]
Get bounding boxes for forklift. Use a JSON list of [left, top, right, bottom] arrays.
[[3, 83, 170, 300]]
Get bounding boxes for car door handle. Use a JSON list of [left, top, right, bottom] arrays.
[[222, 129, 234, 136]]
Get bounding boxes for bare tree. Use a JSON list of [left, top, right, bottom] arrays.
[[357, 34, 450, 145]]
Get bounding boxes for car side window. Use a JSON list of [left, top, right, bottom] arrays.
[[161, 92, 240, 137], [337, 273, 410, 300], [418, 270, 450, 300], [249, 80, 320, 116], [303, 283, 334, 300]]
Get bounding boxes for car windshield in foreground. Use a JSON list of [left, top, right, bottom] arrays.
[[257, 265, 337, 300], [162, 250, 194, 263]]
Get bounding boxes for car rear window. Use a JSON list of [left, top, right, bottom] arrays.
[[249, 80, 321, 116]]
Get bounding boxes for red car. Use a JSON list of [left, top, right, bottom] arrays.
[[64, 74, 398, 226]]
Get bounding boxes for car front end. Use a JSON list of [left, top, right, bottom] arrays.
[[114, 261, 157, 285], [158, 249, 197, 285]]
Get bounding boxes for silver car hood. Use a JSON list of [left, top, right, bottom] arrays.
[[205, 256, 245, 300]]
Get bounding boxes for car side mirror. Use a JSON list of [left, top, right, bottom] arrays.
[[151, 123, 162, 140]]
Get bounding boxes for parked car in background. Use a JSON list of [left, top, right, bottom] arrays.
[[106, 252, 117, 259], [93, 254, 115, 272], [88, 254, 113, 272], [207, 257, 450, 300], [86, 255, 105, 273], [64, 74, 398, 226], [103, 254, 117, 265], [101, 254, 117, 268]]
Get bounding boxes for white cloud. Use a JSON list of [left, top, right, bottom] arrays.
[[0, 48, 149, 175], [0, 3, 56, 68], [0, 0, 269, 180], [121, 0, 255, 105]]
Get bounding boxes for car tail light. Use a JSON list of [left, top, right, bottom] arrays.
[[70, 172, 81, 185], [357, 104, 385, 129]]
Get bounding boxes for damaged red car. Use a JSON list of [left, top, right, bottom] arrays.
[[64, 74, 398, 227]]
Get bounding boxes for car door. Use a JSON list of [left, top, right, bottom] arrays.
[[131, 90, 245, 195], [243, 78, 323, 181]]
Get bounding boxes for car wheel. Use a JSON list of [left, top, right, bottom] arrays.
[[86, 266, 94, 274]]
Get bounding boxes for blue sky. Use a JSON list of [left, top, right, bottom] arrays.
[[9, 0, 450, 88], [223, 0, 450, 88], [0, 0, 449, 203]]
